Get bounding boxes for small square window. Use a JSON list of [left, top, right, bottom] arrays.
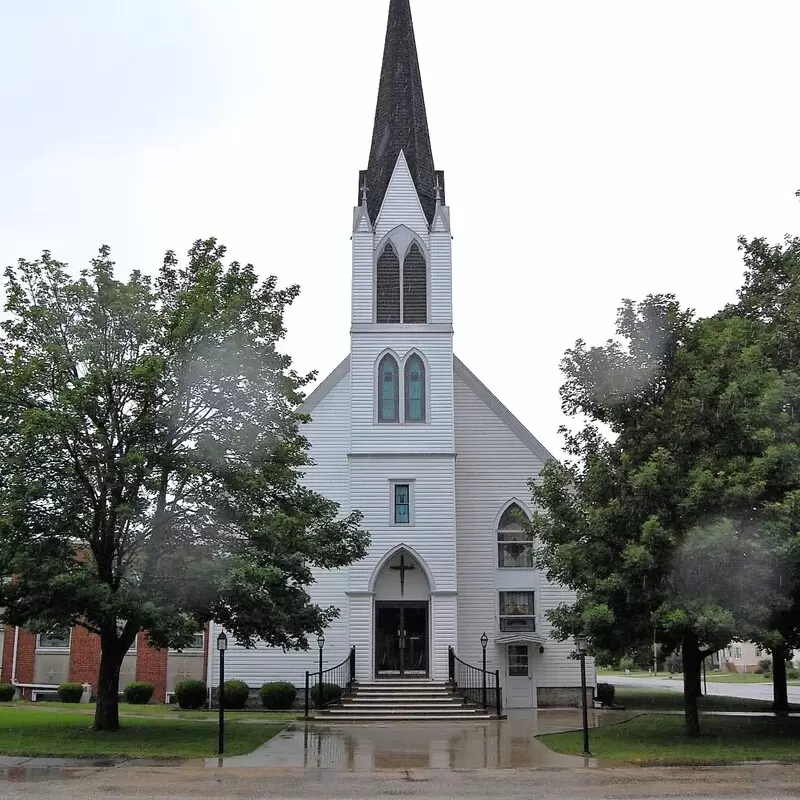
[[499, 591, 535, 632], [394, 484, 410, 524]]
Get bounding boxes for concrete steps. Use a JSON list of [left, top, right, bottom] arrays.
[[310, 680, 497, 722]]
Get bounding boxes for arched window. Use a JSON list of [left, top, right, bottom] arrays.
[[497, 504, 533, 568], [404, 353, 426, 422], [376, 244, 400, 323], [402, 244, 427, 323], [378, 354, 399, 423]]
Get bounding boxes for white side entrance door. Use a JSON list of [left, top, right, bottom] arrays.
[[505, 644, 535, 709]]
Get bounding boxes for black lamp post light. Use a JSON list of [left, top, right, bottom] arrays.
[[216, 631, 228, 757], [575, 632, 591, 757], [480, 632, 489, 709], [317, 633, 325, 705]]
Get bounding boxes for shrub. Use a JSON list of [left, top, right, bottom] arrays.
[[259, 681, 297, 710], [57, 682, 84, 703], [310, 682, 342, 708], [0, 684, 15, 702], [787, 668, 800, 681], [756, 658, 772, 675], [618, 656, 635, 672], [595, 683, 615, 707], [123, 681, 155, 705], [175, 679, 207, 709], [222, 680, 250, 710]]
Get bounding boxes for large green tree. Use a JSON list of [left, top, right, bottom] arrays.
[[728, 235, 800, 710], [0, 240, 368, 731], [529, 295, 799, 736]]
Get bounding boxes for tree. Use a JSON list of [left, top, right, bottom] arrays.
[[0, 240, 369, 731], [529, 295, 798, 736], [729, 235, 800, 711]]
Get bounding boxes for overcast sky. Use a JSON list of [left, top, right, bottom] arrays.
[[2, 0, 799, 456]]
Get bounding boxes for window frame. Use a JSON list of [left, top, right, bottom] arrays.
[[374, 237, 430, 325], [404, 353, 426, 423], [507, 644, 530, 677], [497, 504, 533, 569], [377, 353, 400, 424], [390, 479, 415, 526], [499, 591, 536, 633], [36, 627, 72, 652]]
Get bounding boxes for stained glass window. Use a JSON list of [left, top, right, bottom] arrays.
[[394, 484, 410, 524], [379, 354, 399, 422], [37, 627, 71, 649], [404, 354, 425, 422], [497, 504, 533, 568]]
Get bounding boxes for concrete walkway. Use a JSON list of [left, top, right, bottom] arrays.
[[203, 709, 633, 770]]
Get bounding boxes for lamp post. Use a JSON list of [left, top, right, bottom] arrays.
[[216, 631, 228, 757], [317, 633, 325, 707], [480, 632, 489, 709], [575, 633, 591, 757]]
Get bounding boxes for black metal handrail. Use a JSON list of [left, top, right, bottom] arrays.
[[448, 646, 502, 716], [304, 646, 356, 718]]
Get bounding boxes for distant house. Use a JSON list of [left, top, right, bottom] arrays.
[[716, 642, 800, 673]]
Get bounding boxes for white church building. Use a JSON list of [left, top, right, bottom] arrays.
[[212, 0, 594, 710]]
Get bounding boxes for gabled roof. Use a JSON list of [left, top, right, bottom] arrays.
[[362, 0, 441, 224], [297, 354, 558, 468], [453, 357, 557, 466]]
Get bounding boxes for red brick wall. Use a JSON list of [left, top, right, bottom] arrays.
[[135, 632, 167, 703], [68, 626, 101, 688], [1, 626, 14, 683], [14, 629, 36, 686]]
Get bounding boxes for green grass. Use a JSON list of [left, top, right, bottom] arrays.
[[0, 708, 285, 758], [613, 688, 796, 713], [598, 668, 800, 685], [540, 714, 800, 765], [0, 701, 296, 722]]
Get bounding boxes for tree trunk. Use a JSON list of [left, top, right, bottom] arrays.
[[93, 646, 123, 731], [681, 631, 701, 738], [772, 644, 789, 714]]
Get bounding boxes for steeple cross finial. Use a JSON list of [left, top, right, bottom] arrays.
[[434, 174, 442, 203], [361, 177, 369, 204]]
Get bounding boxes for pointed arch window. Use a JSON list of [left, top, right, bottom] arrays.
[[497, 504, 533, 568], [378, 354, 399, 423], [402, 244, 427, 323], [404, 353, 426, 422], [376, 244, 400, 323]]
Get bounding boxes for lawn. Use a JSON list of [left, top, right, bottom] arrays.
[[0, 707, 285, 758], [540, 714, 800, 765], [613, 688, 797, 713], [0, 701, 297, 722], [597, 669, 800, 685]]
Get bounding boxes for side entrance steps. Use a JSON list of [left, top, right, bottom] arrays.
[[309, 680, 500, 722]]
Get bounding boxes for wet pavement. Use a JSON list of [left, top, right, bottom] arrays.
[[203, 709, 632, 770]]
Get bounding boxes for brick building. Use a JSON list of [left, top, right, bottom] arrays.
[[0, 625, 208, 702]]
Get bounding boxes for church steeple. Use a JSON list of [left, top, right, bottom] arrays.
[[361, 0, 442, 225]]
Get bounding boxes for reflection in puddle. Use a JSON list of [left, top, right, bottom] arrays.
[[212, 712, 624, 770], [2, 766, 94, 782]]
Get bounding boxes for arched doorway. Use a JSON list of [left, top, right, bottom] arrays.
[[373, 549, 430, 677]]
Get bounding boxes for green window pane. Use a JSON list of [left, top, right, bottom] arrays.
[[379, 355, 399, 422], [395, 484, 410, 524], [404, 354, 425, 422]]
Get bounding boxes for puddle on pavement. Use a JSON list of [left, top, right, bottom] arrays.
[[209, 712, 626, 770], [1, 766, 99, 782]]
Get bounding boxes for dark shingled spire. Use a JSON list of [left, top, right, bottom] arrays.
[[361, 0, 442, 224]]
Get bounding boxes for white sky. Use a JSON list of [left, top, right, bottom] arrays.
[[1, 0, 799, 457]]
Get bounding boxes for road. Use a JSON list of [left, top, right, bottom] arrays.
[[605, 674, 800, 704], [2, 764, 800, 800]]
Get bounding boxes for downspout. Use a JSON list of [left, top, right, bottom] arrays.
[[11, 626, 20, 684]]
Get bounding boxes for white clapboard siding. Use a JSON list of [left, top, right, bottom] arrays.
[[374, 151, 430, 241], [351, 227, 375, 324], [429, 226, 452, 324], [350, 332, 455, 453], [347, 455, 457, 592], [215, 370, 353, 688]]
